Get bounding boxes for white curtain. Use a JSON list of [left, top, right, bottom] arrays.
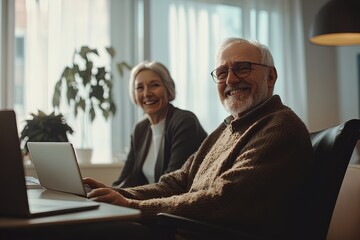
[[24, 0, 112, 162], [150, 0, 307, 132]]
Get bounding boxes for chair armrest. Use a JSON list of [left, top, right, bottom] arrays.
[[157, 213, 262, 240]]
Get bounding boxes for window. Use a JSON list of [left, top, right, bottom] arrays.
[[2, 0, 307, 164], [13, 0, 115, 163], [148, 0, 307, 132]]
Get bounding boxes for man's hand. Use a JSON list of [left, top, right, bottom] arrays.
[[83, 177, 107, 189], [87, 188, 130, 207]]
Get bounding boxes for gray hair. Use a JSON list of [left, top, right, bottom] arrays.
[[216, 37, 275, 66], [128, 61, 176, 105]]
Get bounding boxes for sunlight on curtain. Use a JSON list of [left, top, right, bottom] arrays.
[[167, 1, 240, 132], [152, 0, 307, 133], [23, 0, 112, 163]]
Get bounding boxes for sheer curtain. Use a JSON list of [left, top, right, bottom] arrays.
[[149, 0, 307, 132], [24, 0, 112, 162]]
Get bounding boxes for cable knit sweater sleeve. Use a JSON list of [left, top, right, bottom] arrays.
[[114, 96, 313, 229]]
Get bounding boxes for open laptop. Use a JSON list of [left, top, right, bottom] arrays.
[[0, 110, 99, 218], [27, 142, 92, 197]]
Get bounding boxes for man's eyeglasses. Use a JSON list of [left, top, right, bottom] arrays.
[[210, 61, 270, 83]]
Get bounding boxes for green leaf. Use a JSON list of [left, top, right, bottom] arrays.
[[106, 47, 115, 58], [79, 70, 91, 86], [89, 106, 96, 122], [52, 81, 62, 108], [64, 67, 76, 84], [104, 79, 113, 89], [73, 64, 80, 73], [117, 61, 132, 77], [90, 85, 105, 101], [61, 67, 70, 78], [110, 102, 116, 115], [79, 46, 91, 59], [102, 108, 109, 120], [96, 67, 106, 81], [78, 98, 86, 112], [37, 110, 46, 117], [74, 105, 78, 117], [67, 85, 78, 104]]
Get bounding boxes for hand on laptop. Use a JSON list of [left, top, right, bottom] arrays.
[[82, 177, 107, 189], [83, 177, 129, 207], [87, 188, 130, 207]]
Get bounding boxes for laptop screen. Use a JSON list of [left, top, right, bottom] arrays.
[[27, 142, 88, 197], [0, 110, 99, 218], [0, 110, 31, 216]]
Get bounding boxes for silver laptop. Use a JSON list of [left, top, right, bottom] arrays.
[[27, 142, 92, 197], [0, 110, 99, 218]]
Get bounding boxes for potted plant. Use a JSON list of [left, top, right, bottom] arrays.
[[51, 45, 131, 162], [20, 110, 73, 155], [52, 46, 117, 123]]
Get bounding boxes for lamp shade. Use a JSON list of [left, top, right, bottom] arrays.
[[309, 0, 360, 46]]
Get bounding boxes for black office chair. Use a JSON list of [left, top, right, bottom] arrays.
[[309, 119, 360, 239], [157, 119, 360, 240]]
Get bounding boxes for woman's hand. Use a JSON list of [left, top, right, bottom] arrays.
[[87, 188, 129, 207]]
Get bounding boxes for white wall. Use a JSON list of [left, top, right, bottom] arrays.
[[337, 46, 360, 123], [301, 0, 339, 132]]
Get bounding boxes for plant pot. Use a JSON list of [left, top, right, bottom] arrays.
[[75, 148, 93, 164]]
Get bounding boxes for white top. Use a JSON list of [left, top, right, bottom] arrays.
[[142, 119, 165, 183]]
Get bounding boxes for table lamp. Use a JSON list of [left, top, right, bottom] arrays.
[[309, 0, 360, 46]]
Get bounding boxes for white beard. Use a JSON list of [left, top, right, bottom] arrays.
[[223, 88, 270, 117], [223, 95, 254, 117]]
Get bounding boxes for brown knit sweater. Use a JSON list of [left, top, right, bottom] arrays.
[[115, 95, 313, 237]]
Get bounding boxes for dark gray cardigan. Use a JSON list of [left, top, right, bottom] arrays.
[[112, 104, 207, 187]]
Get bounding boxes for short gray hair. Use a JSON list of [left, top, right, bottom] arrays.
[[128, 61, 176, 105], [216, 37, 275, 66]]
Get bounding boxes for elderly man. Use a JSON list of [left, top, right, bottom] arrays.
[[84, 38, 313, 239]]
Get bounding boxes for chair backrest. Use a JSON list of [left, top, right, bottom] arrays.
[[309, 119, 360, 239], [327, 164, 360, 240]]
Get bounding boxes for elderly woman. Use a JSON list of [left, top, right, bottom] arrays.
[[112, 61, 207, 187]]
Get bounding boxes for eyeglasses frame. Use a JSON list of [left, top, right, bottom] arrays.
[[210, 61, 270, 83]]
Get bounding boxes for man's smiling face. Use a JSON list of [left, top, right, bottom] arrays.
[[216, 42, 275, 117]]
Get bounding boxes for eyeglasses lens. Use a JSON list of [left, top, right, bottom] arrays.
[[212, 62, 253, 82], [232, 62, 251, 78]]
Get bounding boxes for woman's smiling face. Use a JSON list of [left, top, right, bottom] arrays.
[[134, 70, 169, 124]]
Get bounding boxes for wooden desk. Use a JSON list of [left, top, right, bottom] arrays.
[[0, 189, 144, 239]]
